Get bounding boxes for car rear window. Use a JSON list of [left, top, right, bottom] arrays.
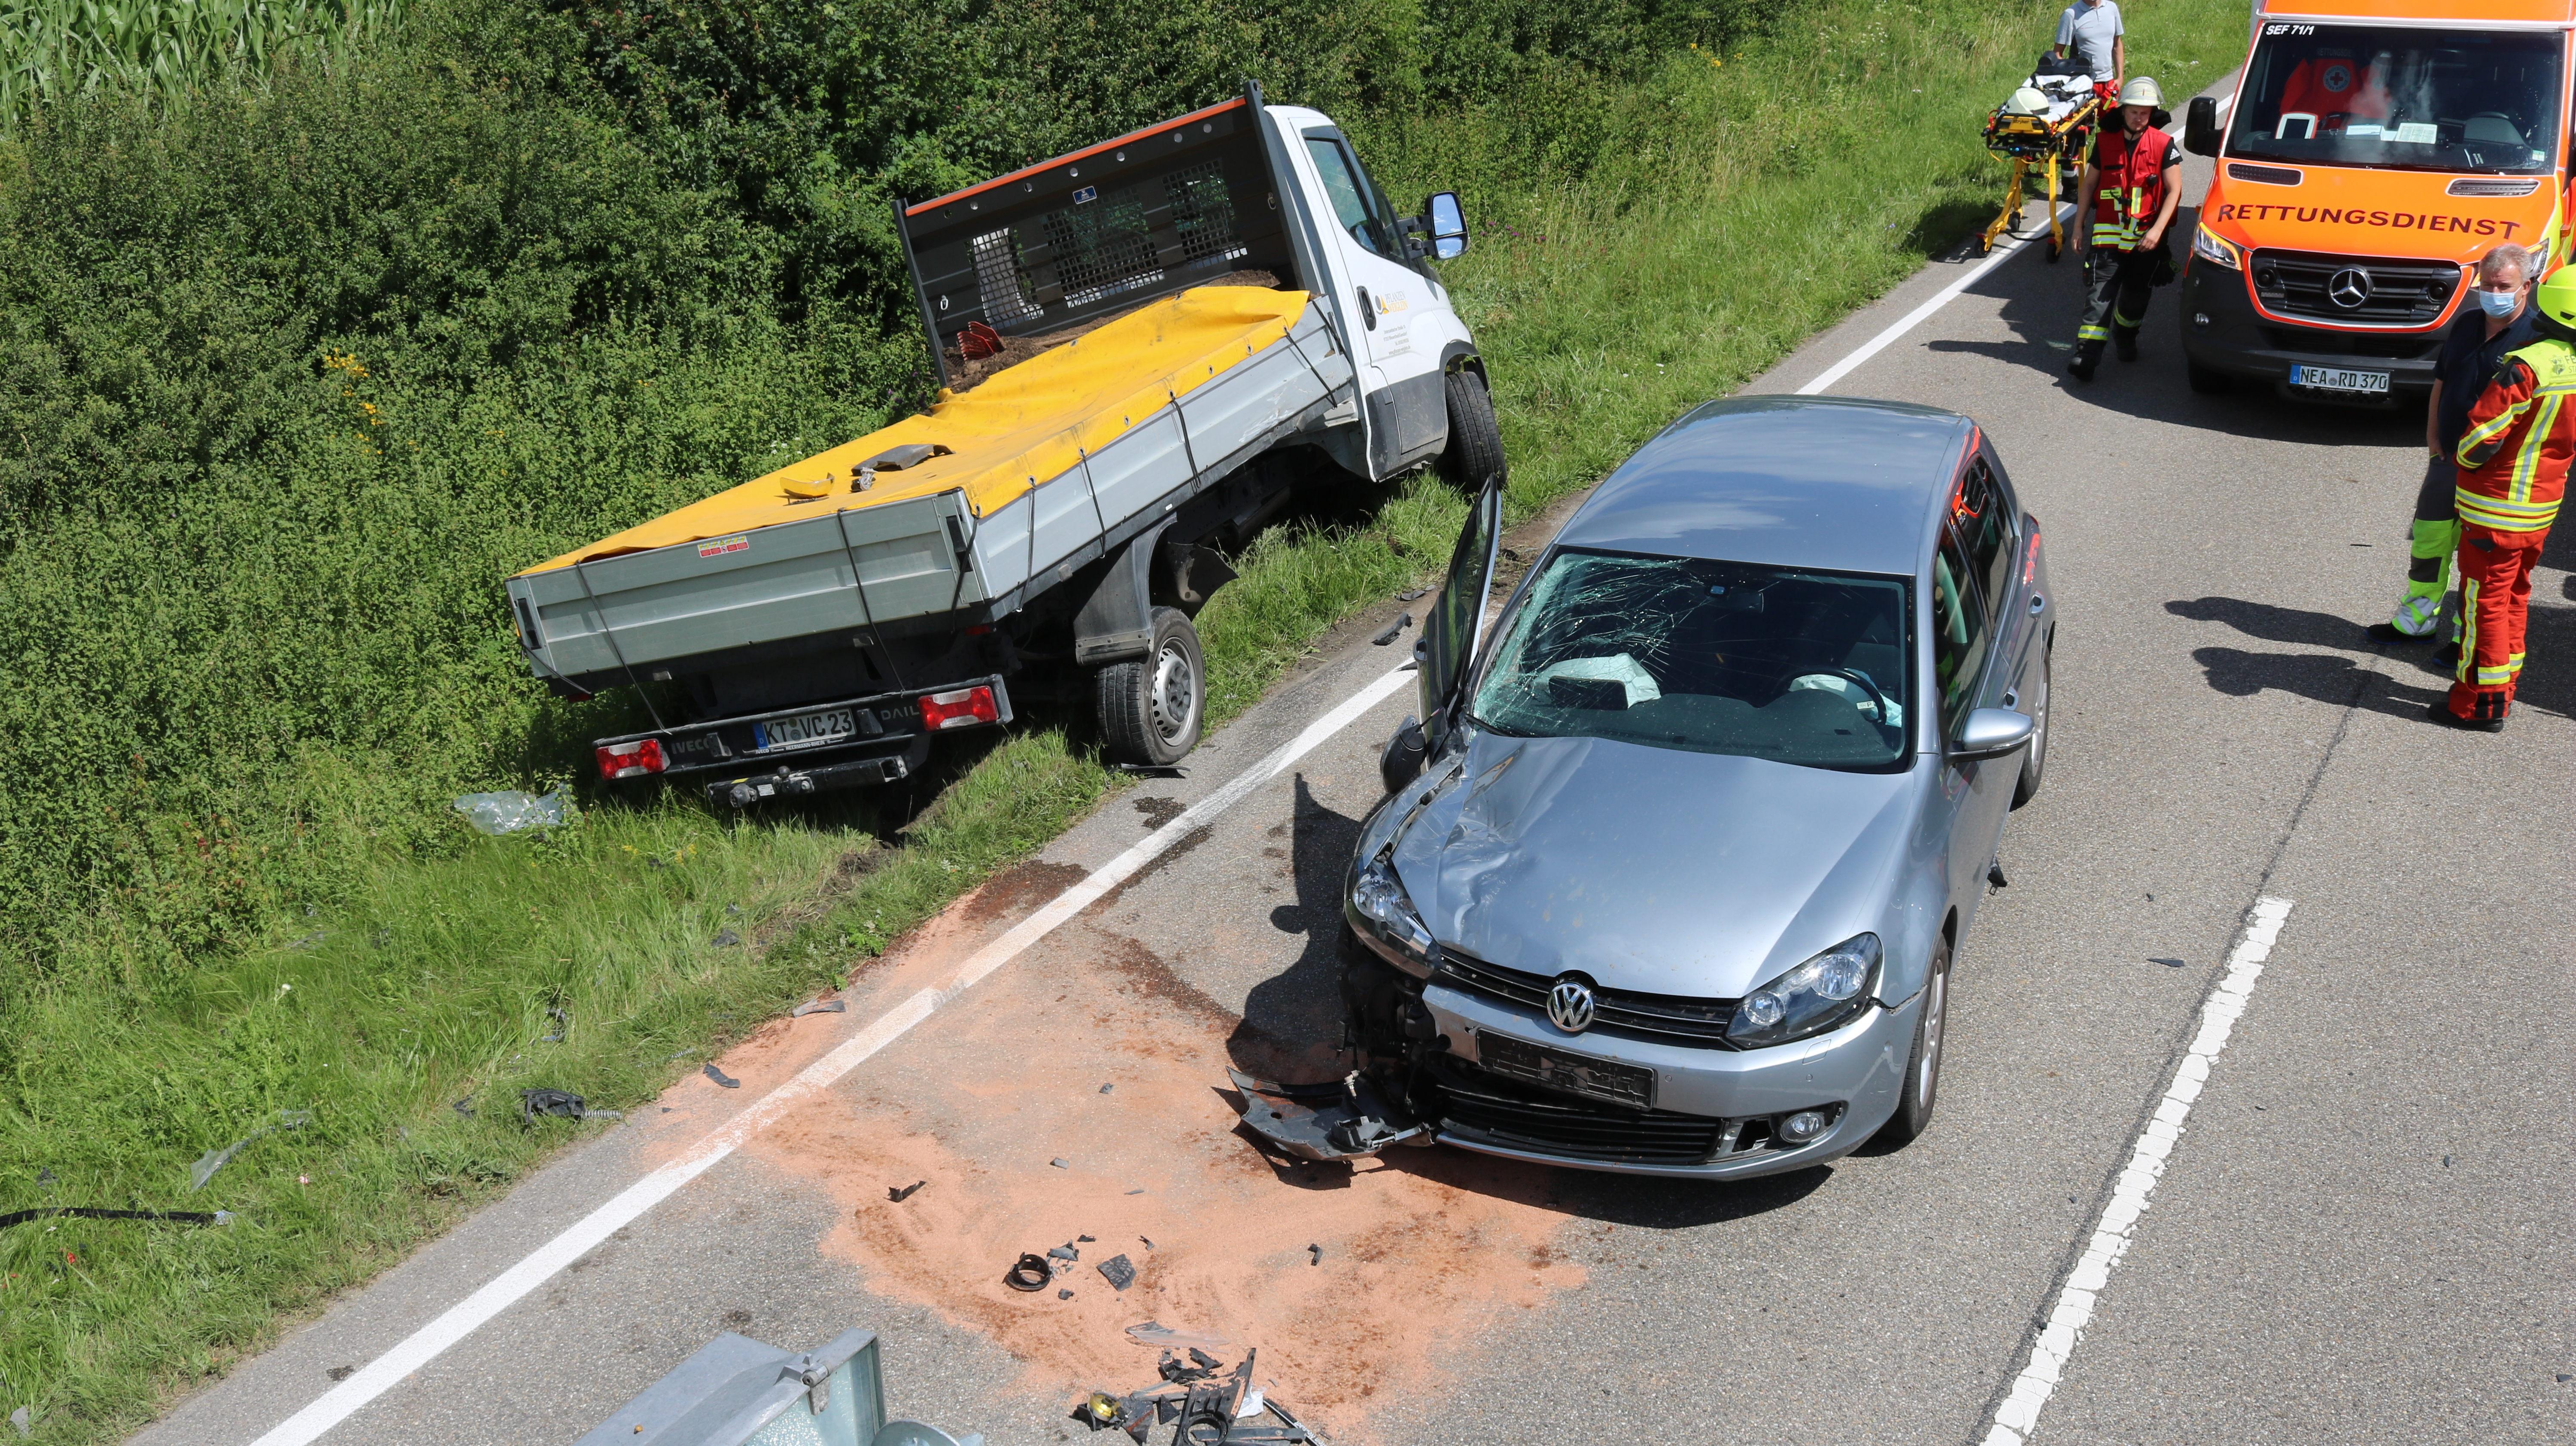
[[1467, 549, 1915, 771]]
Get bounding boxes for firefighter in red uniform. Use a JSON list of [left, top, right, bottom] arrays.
[[2441, 267, 2576, 730], [2068, 76, 2181, 382]]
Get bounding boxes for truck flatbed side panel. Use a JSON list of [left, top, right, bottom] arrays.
[[519, 286, 1317, 574], [509, 295, 1352, 684]]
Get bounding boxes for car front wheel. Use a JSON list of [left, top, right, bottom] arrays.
[[1875, 939, 1950, 1148]]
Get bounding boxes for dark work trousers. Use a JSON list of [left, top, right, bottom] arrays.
[[2074, 242, 2166, 366]]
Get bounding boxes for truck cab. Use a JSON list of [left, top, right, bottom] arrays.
[[2179, 1, 2572, 402]]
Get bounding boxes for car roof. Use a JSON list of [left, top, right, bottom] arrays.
[[1548, 396, 1972, 577]]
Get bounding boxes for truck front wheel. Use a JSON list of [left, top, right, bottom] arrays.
[[1096, 606, 1205, 765], [1437, 367, 1506, 491]]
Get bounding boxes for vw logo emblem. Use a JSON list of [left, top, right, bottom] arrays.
[[2327, 267, 2373, 309], [1546, 975, 1597, 1033]]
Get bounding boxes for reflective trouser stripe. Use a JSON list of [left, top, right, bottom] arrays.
[[2078, 324, 2110, 340], [2113, 307, 2144, 327], [2448, 525, 2550, 718], [2458, 576, 2481, 685]]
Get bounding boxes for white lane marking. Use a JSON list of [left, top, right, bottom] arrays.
[[1795, 202, 2079, 396], [247, 665, 1417, 1446], [1981, 897, 2295, 1446]]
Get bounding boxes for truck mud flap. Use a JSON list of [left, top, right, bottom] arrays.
[[1226, 1068, 1423, 1162]]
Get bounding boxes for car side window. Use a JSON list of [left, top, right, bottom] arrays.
[[1953, 455, 2017, 615], [1305, 137, 1396, 256], [1933, 529, 1991, 730]]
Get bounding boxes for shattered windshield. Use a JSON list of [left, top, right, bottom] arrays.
[[1467, 549, 1915, 771], [2227, 24, 2561, 174]]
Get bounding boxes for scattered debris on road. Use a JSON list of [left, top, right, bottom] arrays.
[[189, 1109, 313, 1190], [11, 1404, 31, 1439], [1051, 1157, 1071, 1169], [711, 928, 741, 948], [1306, 1244, 1322, 1266], [888, 1180, 925, 1202], [1397, 587, 1430, 601], [792, 998, 849, 1017], [0, 1206, 234, 1232], [1073, 1346, 1315, 1443], [520, 1088, 621, 1123], [326, 1365, 355, 1382], [1004, 1252, 1054, 1292], [1049, 1243, 1081, 1262], [1226, 1070, 1420, 1161], [451, 1098, 475, 1118], [704, 1064, 741, 1089], [1099, 1082, 1115, 1094], [1097, 1253, 1138, 1291], [1114, 762, 1188, 778], [1370, 614, 1412, 645]]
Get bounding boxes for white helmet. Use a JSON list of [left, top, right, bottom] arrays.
[[2118, 76, 2165, 108], [2006, 85, 2050, 116]]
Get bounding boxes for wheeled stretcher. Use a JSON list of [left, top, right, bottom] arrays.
[[1979, 58, 2109, 261]]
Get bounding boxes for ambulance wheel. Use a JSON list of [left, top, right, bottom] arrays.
[[2187, 360, 2232, 395], [1437, 366, 1506, 492], [1096, 607, 1204, 766]]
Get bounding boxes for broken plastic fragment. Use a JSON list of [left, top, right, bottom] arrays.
[[791, 999, 848, 1018], [1078, 1233, 1097, 1242], [520, 1088, 592, 1123], [9, 1405, 29, 1439], [1307, 1243, 1322, 1266], [188, 1109, 314, 1191], [1099, 1083, 1115, 1094], [1048, 1244, 1080, 1262], [1226, 1069, 1422, 1162], [1371, 614, 1412, 646], [711, 929, 741, 948], [453, 788, 571, 835], [704, 1064, 741, 1089], [1097, 1254, 1137, 1291], [1050, 1157, 1070, 1169], [1060, 1288, 1075, 1300], [1004, 1252, 1052, 1292], [1124, 1321, 1230, 1352], [889, 1181, 925, 1202]]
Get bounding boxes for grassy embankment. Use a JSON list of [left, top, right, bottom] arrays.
[[0, 0, 2256, 1436]]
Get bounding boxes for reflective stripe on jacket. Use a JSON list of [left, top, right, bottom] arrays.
[[2090, 124, 2173, 249], [2454, 337, 2576, 532]]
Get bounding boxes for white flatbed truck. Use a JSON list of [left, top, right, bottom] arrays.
[[503, 83, 1501, 804]]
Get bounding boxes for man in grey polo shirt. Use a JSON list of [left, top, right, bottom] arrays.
[[2056, 0, 2124, 83]]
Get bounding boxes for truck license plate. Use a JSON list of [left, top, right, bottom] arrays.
[[753, 708, 856, 752], [2290, 364, 2390, 395], [1474, 1033, 1655, 1109]]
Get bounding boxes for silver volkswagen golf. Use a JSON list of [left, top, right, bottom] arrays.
[[1285, 397, 2053, 1179]]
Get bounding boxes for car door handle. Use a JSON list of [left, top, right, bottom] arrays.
[[1355, 286, 1377, 331], [2028, 593, 2046, 615]]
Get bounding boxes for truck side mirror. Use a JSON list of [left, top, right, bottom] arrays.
[[2184, 96, 2221, 158], [1427, 191, 1469, 259]]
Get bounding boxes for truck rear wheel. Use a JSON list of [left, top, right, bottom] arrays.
[[1437, 367, 1505, 492], [1096, 607, 1204, 765]]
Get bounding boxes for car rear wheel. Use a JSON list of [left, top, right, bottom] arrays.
[[1875, 940, 1950, 1148], [1095, 607, 1204, 766], [2011, 643, 2050, 809]]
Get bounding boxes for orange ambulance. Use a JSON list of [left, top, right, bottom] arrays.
[[2178, 0, 2573, 401]]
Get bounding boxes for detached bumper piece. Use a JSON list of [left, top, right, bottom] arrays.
[[1226, 1069, 1422, 1162]]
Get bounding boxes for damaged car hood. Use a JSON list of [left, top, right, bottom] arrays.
[[1390, 731, 1918, 998]]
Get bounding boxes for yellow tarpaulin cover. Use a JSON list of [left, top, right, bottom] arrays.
[[524, 286, 1315, 573]]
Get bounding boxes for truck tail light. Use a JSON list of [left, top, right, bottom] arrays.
[[596, 738, 668, 780], [918, 685, 1001, 731]]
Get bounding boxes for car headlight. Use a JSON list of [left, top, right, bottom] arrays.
[[2191, 223, 2242, 271], [1725, 934, 1881, 1049], [1349, 853, 1437, 963]]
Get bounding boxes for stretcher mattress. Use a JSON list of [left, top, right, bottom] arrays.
[[524, 285, 1315, 573]]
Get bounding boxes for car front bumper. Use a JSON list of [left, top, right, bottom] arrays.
[[1420, 980, 1920, 1180]]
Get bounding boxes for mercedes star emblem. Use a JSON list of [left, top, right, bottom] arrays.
[[2327, 267, 2373, 309], [1546, 975, 1597, 1033]]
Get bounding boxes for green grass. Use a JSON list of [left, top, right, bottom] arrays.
[[0, 0, 402, 120], [0, 0, 2260, 1437]]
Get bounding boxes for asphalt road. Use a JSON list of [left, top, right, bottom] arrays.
[[136, 91, 2576, 1446]]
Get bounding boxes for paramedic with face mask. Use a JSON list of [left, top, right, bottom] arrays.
[[2370, 244, 2535, 645], [2440, 264, 2576, 731], [2067, 76, 2180, 381]]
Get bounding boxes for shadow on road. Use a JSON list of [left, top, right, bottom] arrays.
[[1233, 773, 1365, 1078], [2169, 592, 2576, 723]]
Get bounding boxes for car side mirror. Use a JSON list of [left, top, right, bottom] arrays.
[[1427, 191, 1468, 260], [1950, 708, 2035, 762], [2184, 95, 2221, 157], [1379, 714, 1428, 793]]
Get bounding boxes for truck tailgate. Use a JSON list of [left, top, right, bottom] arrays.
[[509, 286, 1351, 687]]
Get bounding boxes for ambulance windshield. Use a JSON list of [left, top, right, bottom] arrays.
[[2228, 24, 2561, 174]]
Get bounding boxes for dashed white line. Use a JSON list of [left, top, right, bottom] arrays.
[[245, 665, 1416, 1446], [1980, 896, 2296, 1446]]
